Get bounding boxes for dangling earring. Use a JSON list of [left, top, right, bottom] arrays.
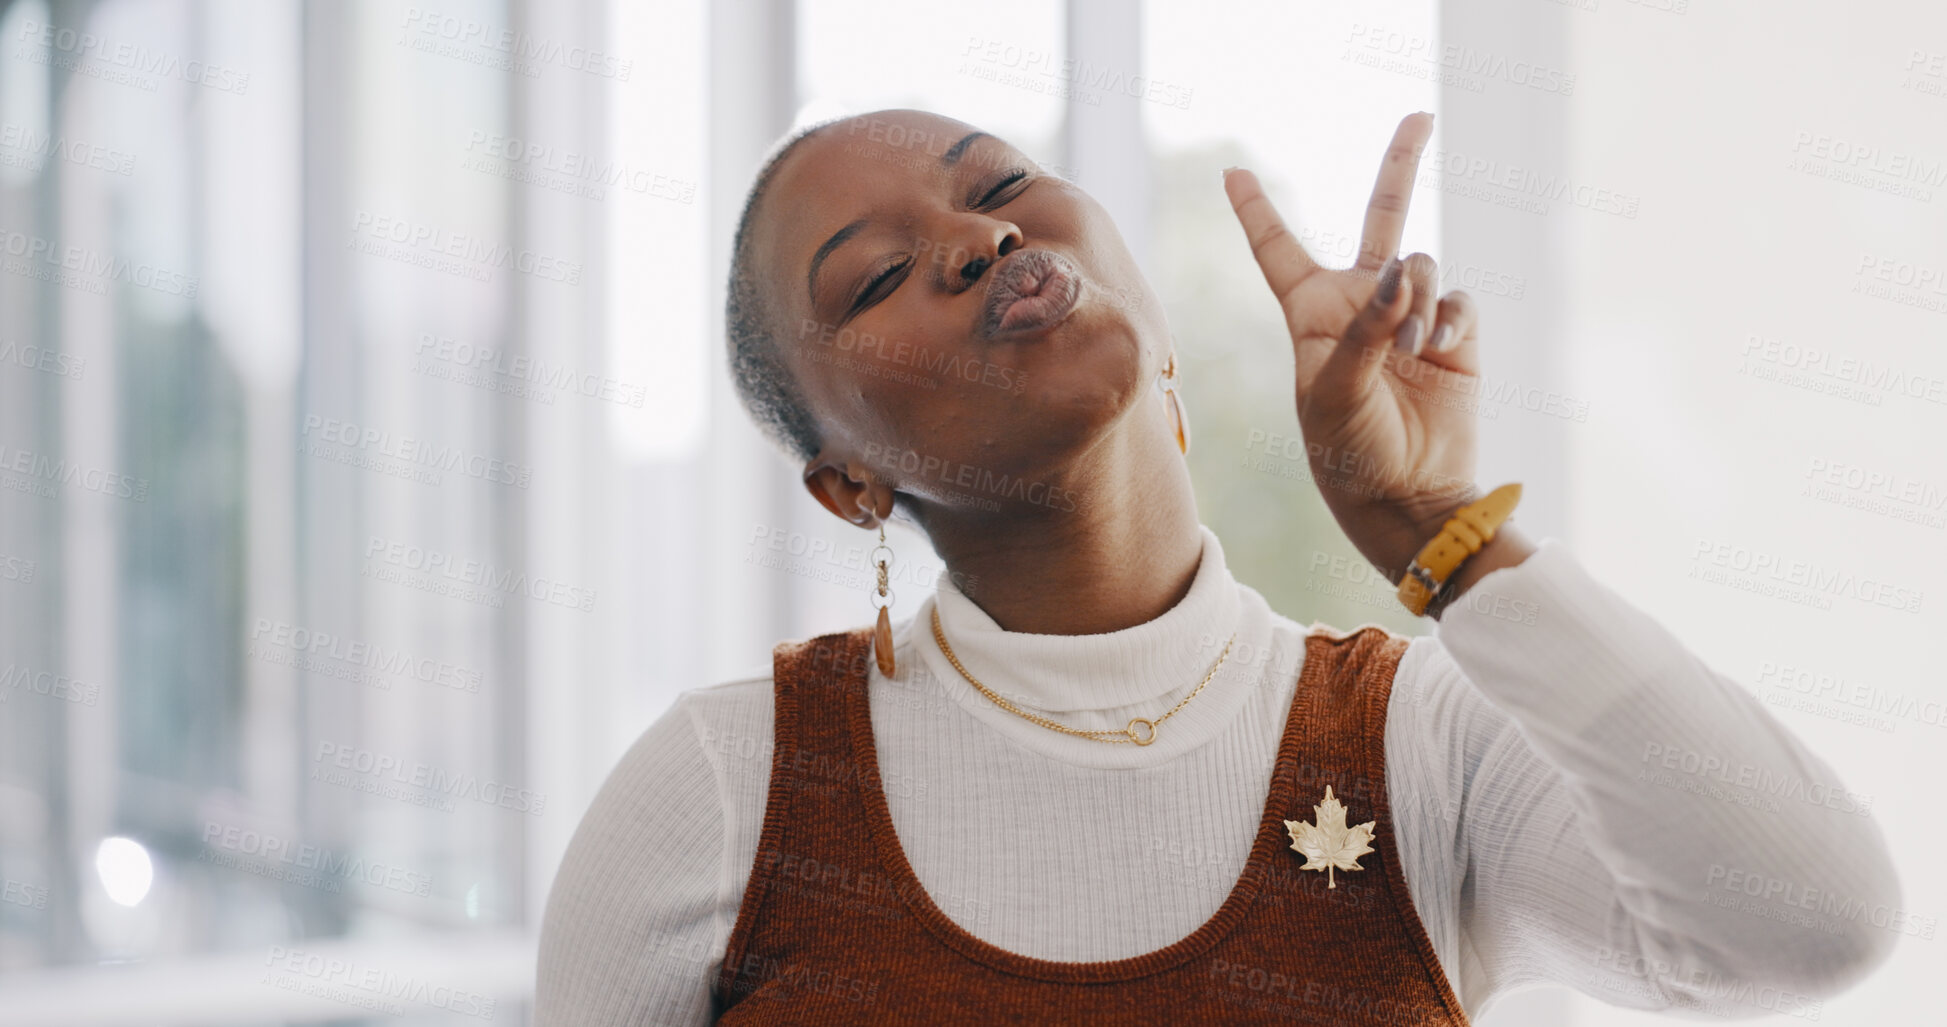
[[1158, 352, 1190, 455], [870, 524, 897, 676]]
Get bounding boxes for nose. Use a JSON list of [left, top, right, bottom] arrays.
[[940, 216, 1023, 293]]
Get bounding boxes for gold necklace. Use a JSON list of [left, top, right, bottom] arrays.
[[928, 606, 1236, 746]]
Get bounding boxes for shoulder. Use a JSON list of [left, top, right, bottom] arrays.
[[1384, 633, 1525, 796], [537, 676, 776, 1024], [544, 670, 778, 892], [1268, 595, 1415, 652], [1263, 611, 1517, 793], [661, 623, 887, 793], [1285, 612, 1420, 692], [537, 677, 777, 959], [551, 687, 736, 881], [684, 671, 776, 736]]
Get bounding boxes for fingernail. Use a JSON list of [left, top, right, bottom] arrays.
[[1377, 257, 1403, 304], [1429, 323, 1452, 352], [1221, 166, 1239, 181], [1395, 315, 1422, 355]]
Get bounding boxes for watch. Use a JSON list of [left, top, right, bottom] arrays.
[[1396, 483, 1523, 617]]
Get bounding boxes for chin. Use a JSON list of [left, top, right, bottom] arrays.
[[996, 336, 1145, 462]]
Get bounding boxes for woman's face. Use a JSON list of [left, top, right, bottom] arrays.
[[750, 109, 1170, 515]]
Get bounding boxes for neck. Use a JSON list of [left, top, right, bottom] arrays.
[[915, 421, 1202, 635]]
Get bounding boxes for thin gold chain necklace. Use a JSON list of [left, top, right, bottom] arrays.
[[928, 605, 1236, 746]]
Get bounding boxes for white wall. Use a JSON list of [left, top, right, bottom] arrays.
[[1556, 2, 1945, 1024]]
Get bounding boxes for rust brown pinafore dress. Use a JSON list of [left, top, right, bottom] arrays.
[[712, 624, 1470, 1026]]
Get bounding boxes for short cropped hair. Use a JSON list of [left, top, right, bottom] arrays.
[[725, 118, 845, 464]]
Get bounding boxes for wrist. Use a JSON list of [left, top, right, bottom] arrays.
[[1360, 487, 1483, 587], [1424, 524, 1537, 620], [1366, 487, 1536, 620]]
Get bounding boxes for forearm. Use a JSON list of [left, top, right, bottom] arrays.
[[1436, 542, 1903, 998]]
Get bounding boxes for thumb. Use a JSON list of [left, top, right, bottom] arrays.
[[1319, 256, 1414, 400]]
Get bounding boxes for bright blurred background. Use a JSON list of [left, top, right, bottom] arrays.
[[0, 0, 1942, 1023]]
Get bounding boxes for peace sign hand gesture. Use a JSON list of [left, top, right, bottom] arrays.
[[1224, 113, 1490, 588]]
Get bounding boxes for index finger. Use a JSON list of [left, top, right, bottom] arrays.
[[1223, 167, 1321, 300], [1354, 112, 1435, 271]]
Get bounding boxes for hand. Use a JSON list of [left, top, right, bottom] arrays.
[[1223, 113, 1489, 583]]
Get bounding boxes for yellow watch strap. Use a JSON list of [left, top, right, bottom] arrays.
[[1397, 483, 1523, 616]]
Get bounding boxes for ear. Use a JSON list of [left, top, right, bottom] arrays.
[[801, 450, 895, 528]]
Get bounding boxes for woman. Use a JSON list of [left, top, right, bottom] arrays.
[[536, 109, 1900, 1024]]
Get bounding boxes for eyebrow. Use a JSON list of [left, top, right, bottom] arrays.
[[804, 131, 993, 305], [807, 218, 868, 306], [941, 131, 989, 165]]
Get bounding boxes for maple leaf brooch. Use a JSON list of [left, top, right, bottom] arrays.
[[1283, 785, 1376, 888]]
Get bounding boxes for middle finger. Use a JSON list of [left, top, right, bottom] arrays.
[[1394, 252, 1439, 356]]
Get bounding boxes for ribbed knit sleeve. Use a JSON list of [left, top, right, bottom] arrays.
[[1423, 537, 1903, 1019], [535, 689, 730, 1026]]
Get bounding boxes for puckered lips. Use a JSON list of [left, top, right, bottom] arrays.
[[977, 249, 1083, 341]]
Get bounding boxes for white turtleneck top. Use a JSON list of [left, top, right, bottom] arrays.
[[535, 526, 1901, 1025]]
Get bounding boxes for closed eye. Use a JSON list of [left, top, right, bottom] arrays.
[[971, 168, 1031, 209], [848, 257, 913, 318]]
